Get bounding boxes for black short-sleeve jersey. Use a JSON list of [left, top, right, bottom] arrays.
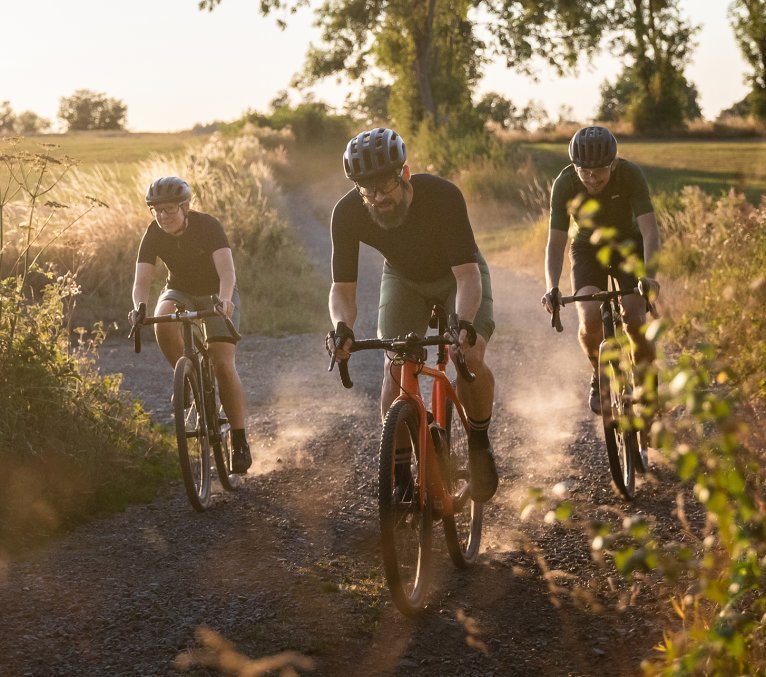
[[136, 210, 230, 295], [549, 158, 654, 243], [330, 173, 478, 282]]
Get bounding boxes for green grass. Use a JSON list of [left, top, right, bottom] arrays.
[[523, 139, 766, 202], [4, 131, 209, 183]]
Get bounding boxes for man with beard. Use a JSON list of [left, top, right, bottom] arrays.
[[325, 127, 498, 503]]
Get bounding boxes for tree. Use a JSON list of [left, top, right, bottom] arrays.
[[597, 66, 701, 123], [16, 111, 51, 134], [476, 92, 517, 129], [604, 0, 700, 132], [718, 93, 753, 118], [199, 0, 606, 143], [346, 82, 393, 126], [728, 0, 766, 119], [0, 101, 15, 133], [58, 89, 127, 131]]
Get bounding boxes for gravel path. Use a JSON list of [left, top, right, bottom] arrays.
[[0, 187, 700, 676]]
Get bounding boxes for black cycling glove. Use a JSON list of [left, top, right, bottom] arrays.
[[457, 319, 477, 347], [325, 321, 355, 358]]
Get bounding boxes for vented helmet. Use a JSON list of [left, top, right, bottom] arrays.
[[145, 176, 192, 205], [343, 128, 406, 182], [568, 126, 618, 169]]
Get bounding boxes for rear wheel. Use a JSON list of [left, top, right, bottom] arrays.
[[378, 400, 432, 616], [212, 404, 240, 492], [599, 341, 637, 500], [442, 394, 482, 568], [174, 357, 212, 511]]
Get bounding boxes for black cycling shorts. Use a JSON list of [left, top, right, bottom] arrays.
[[570, 234, 643, 293]]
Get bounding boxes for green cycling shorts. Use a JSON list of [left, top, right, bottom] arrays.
[[377, 253, 495, 341], [156, 287, 241, 344]]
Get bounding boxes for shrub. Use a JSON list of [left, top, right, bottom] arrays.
[[0, 146, 177, 548]]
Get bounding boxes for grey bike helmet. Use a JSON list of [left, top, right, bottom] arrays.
[[568, 126, 618, 168], [343, 128, 406, 182], [145, 176, 192, 205]]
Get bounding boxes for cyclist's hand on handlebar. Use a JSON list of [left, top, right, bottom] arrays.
[[541, 286, 562, 315], [325, 321, 355, 362], [638, 277, 660, 316], [217, 298, 235, 318], [128, 303, 146, 327], [638, 277, 660, 302], [455, 319, 477, 351]]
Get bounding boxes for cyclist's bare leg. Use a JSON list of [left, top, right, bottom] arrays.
[[575, 288, 603, 371], [154, 298, 185, 368], [451, 335, 494, 421], [621, 294, 655, 366], [208, 341, 246, 430]]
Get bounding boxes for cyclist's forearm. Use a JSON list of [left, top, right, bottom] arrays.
[[132, 262, 154, 308], [217, 269, 236, 303], [329, 281, 357, 328], [637, 212, 661, 277], [212, 248, 236, 302], [452, 262, 481, 322], [545, 229, 567, 289]]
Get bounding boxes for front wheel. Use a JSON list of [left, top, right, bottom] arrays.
[[599, 342, 637, 500], [442, 395, 482, 568], [378, 400, 432, 616], [174, 357, 212, 511]]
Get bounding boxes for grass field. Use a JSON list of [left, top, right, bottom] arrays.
[[524, 139, 766, 201], [5, 131, 210, 184]]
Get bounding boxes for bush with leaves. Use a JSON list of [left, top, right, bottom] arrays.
[[0, 144, 176, 548]]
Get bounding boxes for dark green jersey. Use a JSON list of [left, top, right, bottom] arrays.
[[137, 210, 230, 295], [549, 158, 654, 243]]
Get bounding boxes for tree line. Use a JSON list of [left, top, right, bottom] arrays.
[[4, 1, 764, 138], [0, 89, 127, 134], [199, 0, 765, 141]]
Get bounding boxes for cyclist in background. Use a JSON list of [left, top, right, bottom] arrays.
[[541, 126, 661, 415], [129, 176, 252, 474], [325, 127, 499, 503]]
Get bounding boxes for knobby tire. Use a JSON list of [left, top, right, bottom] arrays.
[[378, 400, 432, 616], [205, 367, 239, 492], [174, 357, 212, 511], [442, 395, 482, 568], [598, 341, 637, 500]]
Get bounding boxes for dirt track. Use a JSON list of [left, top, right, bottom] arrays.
[[0, 188, 699, 676]]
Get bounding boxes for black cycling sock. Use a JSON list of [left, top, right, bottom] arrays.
[[468, 416, 491, 450], [232, 428, 247, 449]]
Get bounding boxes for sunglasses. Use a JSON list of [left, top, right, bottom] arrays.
[[355, 172, 402, 200], [149, 203, 183, 217]]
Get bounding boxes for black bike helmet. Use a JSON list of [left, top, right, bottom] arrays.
[[568, 126, 618, 168], [145, 176, 192, 205], [343, 128, 406, 182]]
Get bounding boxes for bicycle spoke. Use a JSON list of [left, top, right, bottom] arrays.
[[378, 400, 432, 616], [442, 394, 482, 568], [174, 358, 212, 511]]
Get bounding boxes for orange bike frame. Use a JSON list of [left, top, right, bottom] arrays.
[[392, 348, 470, 517]]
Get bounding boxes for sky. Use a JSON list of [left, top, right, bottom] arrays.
[[1, 0, 751, 133]]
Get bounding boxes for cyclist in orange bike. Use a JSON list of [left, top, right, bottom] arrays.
[[129, 176, 252, 474], [325, 127, 499, 503], [541, 126, 661, 415]]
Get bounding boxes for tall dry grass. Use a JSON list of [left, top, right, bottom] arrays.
[[2, 126, 325, 335]]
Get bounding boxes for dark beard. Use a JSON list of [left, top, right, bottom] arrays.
[[366, 198, 409, 230]]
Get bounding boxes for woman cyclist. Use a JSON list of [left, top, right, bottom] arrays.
[[129, 176, 252, 473]]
